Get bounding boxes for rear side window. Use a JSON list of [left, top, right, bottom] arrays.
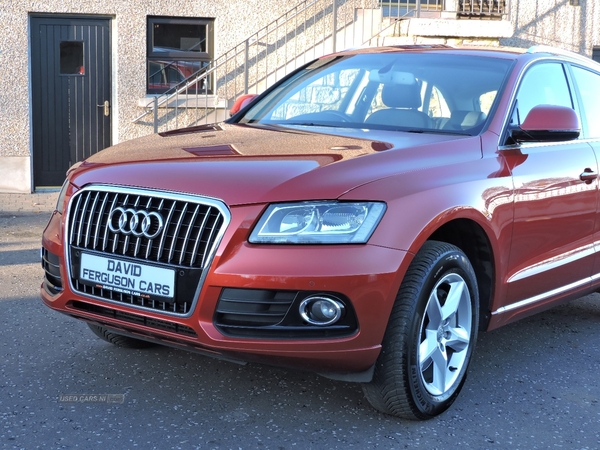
[[571, 66, 600, 138], [515, 63, 573, 122]]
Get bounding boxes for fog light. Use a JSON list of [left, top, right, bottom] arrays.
[[299, 296, 344, 326]]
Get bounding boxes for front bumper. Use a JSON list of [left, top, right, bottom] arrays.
[[41, 204, 411, 376]]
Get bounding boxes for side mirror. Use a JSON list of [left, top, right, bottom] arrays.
[[511, 104, 580, 142], [229, 94, 258, 117]]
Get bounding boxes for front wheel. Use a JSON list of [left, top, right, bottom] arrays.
[[362, 241, 479, 419]]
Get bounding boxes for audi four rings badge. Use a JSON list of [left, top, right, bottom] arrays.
[[108, 207, 164, 239]]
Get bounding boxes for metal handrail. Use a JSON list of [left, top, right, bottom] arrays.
[[133, 0, 341, 127], [134, 0, 391, 132], [380, 1, 510, 19]]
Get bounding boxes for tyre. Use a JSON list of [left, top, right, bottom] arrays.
[[362, 241, 479, 419], [87, 323, 156, 349]]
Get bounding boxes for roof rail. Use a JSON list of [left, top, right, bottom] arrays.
[[388, 44, 455, 50], [526, 45, 594, 65]]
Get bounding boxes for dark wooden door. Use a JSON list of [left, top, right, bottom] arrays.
[[31, 16, 111, 187]]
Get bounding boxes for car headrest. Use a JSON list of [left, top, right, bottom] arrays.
[[368, 65, 421, 109], [381, 83, 422, 109]]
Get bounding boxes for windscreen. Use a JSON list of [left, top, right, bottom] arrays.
[[238, 52, 514, 135]]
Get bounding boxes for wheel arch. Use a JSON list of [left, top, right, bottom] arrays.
[[427, 218, 495, 331]]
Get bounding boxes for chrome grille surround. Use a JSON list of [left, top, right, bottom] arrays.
[[65, 185, 230, 317]]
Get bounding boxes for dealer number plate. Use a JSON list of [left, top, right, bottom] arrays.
[[79, 253, 175, 300]]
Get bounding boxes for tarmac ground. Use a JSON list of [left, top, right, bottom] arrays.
[[1, 189, 599, 449]]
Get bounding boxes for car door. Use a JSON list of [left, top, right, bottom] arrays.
[[500, 62, 598, 314], [569, 64, 600, 282]]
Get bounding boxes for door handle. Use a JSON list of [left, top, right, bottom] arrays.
[[97, 100, 110, 117], [580, 168, 598, 184]]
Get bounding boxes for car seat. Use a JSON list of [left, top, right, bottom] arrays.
[[365, 82, 432, 128], [443, 110, 486, 131]]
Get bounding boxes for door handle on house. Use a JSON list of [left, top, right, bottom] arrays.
[[98, 100, 110, 117]]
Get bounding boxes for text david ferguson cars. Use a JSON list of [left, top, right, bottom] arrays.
[[79, 253, 174, 299], [41, 45, 600, 419]]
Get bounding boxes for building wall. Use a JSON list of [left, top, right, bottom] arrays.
[[502, 0, 600, 57], [1, 0, 599, 192], [0, 0, 293, 192]]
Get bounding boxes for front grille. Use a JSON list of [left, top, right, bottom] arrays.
[[67, 186, 230, 316], [70, 301, 198, 338], [68, 187, 226, 268]]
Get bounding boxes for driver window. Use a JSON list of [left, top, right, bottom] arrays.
[[571, 66, 600, 138], [514, 63, 572, 124]]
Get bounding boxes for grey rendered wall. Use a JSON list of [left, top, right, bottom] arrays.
[[501, 0, 599, 56], [0, 0, 293, 191], [1, 0, 599, 192]]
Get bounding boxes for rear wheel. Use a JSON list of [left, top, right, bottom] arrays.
[[362, 241, 479, 419], [87, 323, 156, 349]]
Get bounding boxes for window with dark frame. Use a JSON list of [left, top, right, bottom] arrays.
[[60, 41, 85, 75], [147, 16, 214, 94]]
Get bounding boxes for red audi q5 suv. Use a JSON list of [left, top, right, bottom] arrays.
[[41, 45, 600, 419]]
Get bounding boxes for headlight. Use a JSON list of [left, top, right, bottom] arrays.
[[55, 180, 70, 213], [249, 201, 386, 244]]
